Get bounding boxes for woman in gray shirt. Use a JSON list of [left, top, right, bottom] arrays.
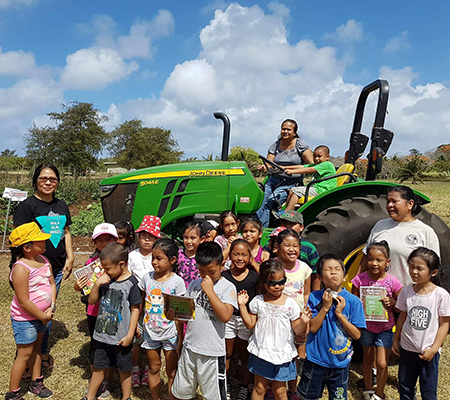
[[256, 119, 313, 227]]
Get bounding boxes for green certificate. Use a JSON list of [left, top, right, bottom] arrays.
[[360, 286, 388, 322]]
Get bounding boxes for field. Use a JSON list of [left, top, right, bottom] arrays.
[[0, 181, 449, 399]]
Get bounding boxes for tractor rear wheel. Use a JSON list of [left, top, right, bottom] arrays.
[[302, 194, 450, 292]]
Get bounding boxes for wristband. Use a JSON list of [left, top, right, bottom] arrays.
[[51, 302, 56, 312]]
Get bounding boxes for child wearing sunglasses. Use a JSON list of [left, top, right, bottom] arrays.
[[238, 259, 312, 400]]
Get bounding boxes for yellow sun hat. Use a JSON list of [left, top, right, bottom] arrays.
[[9, 222, 52, 247]]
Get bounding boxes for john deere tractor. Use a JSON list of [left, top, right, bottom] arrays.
[[100, 80, 450, 289]]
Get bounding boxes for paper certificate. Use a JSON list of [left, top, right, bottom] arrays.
[[360, 286, 388, 322], [162, 293, 196, 321]]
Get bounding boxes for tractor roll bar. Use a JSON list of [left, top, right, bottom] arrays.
[[214, 112, 231, 162]]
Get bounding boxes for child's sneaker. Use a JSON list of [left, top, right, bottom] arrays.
[[131, 368, 140, 388], [140, 366, 149, 386], [237, 385, 249, 400], [28, 377, 53, 398], [371, 394, 385, 400], [287, 392, 301, 400], [96, 381, 110, 399], [5, 389, 25, 400], [362, 390, 375, 400]]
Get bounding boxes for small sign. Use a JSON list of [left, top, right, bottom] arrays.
[[2, 187, 28, 202], [360, 286, 389, 322], [240, 197, 250, 203]]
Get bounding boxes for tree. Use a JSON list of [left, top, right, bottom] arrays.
[[228, 146, 261, 176], [397, 155, 429, 184], [0, 149, 17, 157], [108, 119, 183, 170], [24, 102, 108, 175], [409, 148, 422, 156]]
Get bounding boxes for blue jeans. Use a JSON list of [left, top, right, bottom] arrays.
[[256, 177, 294, 227], [41, 268, 63, 355], [296, 358, 349, 400], [398, 347, 440, 400]]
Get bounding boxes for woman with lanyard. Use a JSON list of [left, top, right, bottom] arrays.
[[256, 119, 313, 227], [13, 163, 74, 369]]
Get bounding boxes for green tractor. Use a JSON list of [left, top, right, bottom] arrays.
[[99, 79, 450, 290]]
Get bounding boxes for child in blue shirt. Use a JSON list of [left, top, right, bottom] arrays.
[[296, 254, 366, 400]]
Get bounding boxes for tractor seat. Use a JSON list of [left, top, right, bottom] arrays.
[[297, 163, 356, 206]]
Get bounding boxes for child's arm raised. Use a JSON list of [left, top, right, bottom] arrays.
[[420, 316, 450, 361], [284, 165, 317, 175], [334, 296, 361, 340], [310, 290, 333, 333], [238, 290, 257, 329], [12, 265, 52, 324], [89, 273, 110, 304], [392, 310, 407, 356], [202, 276, 234, 323], [118, 305, 140, 347], [292, 306, 312, 336]]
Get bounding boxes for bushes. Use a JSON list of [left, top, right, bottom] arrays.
[[70, 202, 104, 236], [57, 179, 101, 205]]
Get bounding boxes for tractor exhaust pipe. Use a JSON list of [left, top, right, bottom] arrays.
[[214, 112, 231, 161]]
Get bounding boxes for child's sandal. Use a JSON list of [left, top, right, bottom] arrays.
[[41, 355, 54, 369]]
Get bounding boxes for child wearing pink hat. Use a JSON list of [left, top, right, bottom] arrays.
[[127, 215, 162, 387]]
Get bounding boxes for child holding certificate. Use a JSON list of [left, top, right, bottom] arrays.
[[352, 241, 403, 400]]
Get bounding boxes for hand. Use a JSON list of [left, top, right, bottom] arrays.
[[335, 296, 346, 316], [41, 308, 53, 324], [227, 236, 237, 245], [238, 290, 249, 306], [201, 275, 214, 295], [74, 276, 88, 291], [135, 324, 141, 339], [165, 308, 176, 321], [301, 305, 312, 324], [391, 339, 400, 356], [322, 290, 333, 311], [96, 273, 110, 286], [420, 348, 437, 362], [118, 335, 133, 347], [257, 164, 267, 173], [380, 296, 395, 310], [63, 259, 73, 280]]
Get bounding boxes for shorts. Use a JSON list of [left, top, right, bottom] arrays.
[[92, 340, 133, 372], [225, 315, 252, 341], [248, 354, 297, 382], [141, 331, 178, 351], [359, 328, 393, 348], [296, 358, 349, 400], [11, 318, 47, 345], [291, 186, 318, 198], [172, 347, 227, 400]]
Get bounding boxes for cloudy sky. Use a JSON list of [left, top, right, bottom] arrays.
[[1, 0, 450, 159]]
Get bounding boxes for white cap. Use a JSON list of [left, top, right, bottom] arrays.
[[92, 223, 118, 240]]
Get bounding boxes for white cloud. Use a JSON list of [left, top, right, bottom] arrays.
[[0, 0, 39, 8], [60, 47, 138, 90], [200, 0, 230, 15], [267, 2, 290, 19], [323, 19, 363, 43], [149, 10, 175, 38], [384, 31, 411, 53], [0, 48, 36, 76]]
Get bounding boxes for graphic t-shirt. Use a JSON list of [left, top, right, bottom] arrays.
[[352, 272, 402, 333], [93, 275, 141, 345], [396, 284, 450, 354], [139, 272, 186, 341], [302, 161, 337, 194], [306, 288, 366, 368], [128, 249, 154, 282], [177, 248, 199, 288], [283, 259, 312, 310], [222, 269, 259, 315], [183, 277, 238, 357], [13, 196, 72, 273], [364, 218, 440, 286]]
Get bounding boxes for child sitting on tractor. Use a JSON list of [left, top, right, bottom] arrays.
[[283, 145, 337, 211]]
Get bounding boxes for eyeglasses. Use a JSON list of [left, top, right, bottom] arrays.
[[266, 277, 287, 287], [38, 177, 59, 183]]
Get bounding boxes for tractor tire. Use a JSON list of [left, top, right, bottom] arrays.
[[302, 194, 450, 292]]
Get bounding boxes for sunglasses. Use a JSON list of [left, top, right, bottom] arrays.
[[266, 277, 287, 287]]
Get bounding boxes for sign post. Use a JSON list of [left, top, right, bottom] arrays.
[[2, 187, 28, 252]]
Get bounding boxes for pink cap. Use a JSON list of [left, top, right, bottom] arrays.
[[92, 223, 118, 240], [135, 215, 161, 238]]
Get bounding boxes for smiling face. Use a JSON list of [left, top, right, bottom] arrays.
[[222, 216, 239, 237], [230, 242, 251, 271], [280, 121, 297, 141], [94, 234, 117, 253], [366, 248, 390, 276], [319, 259, 345, 291], [36, 167, 59, 197], [386, 191, 414, 222], [408, 256, 437, 284], [183, 227, 203, 254], [275, 235, 300, 265], [264, 271, 286, 297], [242, 224, 261, 245]]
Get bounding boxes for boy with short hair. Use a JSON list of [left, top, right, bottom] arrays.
[[296, 254, 366, 400], [171, 242, 238, 400], [276, 211, 321, 290], [82, 243, 141, 400], [283, 145, 337, 211]]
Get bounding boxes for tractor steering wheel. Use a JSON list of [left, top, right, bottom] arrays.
[[258, 155, 287, 176]]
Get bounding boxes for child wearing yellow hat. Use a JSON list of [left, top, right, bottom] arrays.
[[6, 222, 56, 400]]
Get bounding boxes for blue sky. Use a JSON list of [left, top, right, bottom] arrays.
[[1, 0, 450, 159]]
